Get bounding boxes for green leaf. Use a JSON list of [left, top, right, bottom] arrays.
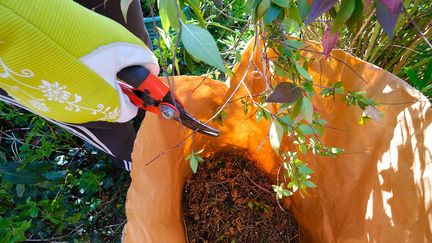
[[157, 27, 173, 50], [272, 0, 289, 8], [185, 153, 192, 160], [286, 39, 304, 49], [424, 58, 432, 82], [280, 115, 293, 125], [16, 184, 25, 198], [299, 144, 307, 155], [28, 206, 39, 218], [404, 67, 421, 88], [297, 0, 312, 20], [196, 155, 204, 162], [345, 0, 363, 31], [159, 0, 180, 32], [42, 170, 67, 181], [264, 4, 282, 24], [288, 1, 303, 23], [256, 109, 264, 122], [304, 180, 317, 188], [281, 17, 300, 33], [0, 163, 45, 184], [257, 0, 271, 20], [332, 0, 355, 32], [269, 119, 284, 154], [298, 124, 314, 135], [295, 63, 313, 80], [190, 156, 198, 173], [248, 0, 261, 17], [300, 96, 313, 123], [181, 23, 226, 72], [120, 0, 133, 22], [298, 164, 313, 175]]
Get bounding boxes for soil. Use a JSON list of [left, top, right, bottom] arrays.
[[182, 151, 299, 242]]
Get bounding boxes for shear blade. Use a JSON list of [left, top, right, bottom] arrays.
[[175, 110, 220, 137]]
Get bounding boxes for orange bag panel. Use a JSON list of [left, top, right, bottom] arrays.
[[124, 40, 432, 242]]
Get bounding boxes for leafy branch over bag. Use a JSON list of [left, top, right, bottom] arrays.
[[135, 0, 406, 198]]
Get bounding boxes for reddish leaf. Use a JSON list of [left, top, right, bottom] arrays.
[[306, 0, 338, 25], [322, 26, 339, 58], [265, 82, 303, 103], [376, 0, 402, 38], [381, 0, 402, 14]]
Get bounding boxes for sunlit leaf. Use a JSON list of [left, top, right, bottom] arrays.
[[306, 0, 338, 25], [403, 67, 421, 88], [288, 1, 303, 23], [376, 0, 402, 38], [332, 0, 355, 31], [298, 124, 314, 135], [272, 0, 289, 8], [120, 0, 133, 22], [190, 156, 198, 173], [304, 179, 317, 188], [269, 119, 284, 154], [265, 82, 303, 103], [157, 27, 173, 50], [295, 63, 313, 80], [16, 184, 25, 198], [257, 0, 271, 20], [298, 0, 312, 20], [299, 144, 307, 155], [345, 0, 364, 31], [322, 26, 339, 58], [181, 23, 226, 72], [264, 4, 282, 24], [300, 96, 313, 123], [158, 0, 180, 32], [298, 164, 313, 175]]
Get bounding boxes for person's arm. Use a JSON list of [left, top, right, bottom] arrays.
[[74, 0, 152, 48]]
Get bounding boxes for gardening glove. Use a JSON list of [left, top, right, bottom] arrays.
[[0, 0, 159, 124]]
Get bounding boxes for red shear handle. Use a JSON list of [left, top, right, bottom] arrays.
[[117, 68, 184, 115]]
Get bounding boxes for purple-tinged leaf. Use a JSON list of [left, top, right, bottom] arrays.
[[322, 26, 339, 58], [306, 0, 338, 25], [376, 0, 402, 38], [381, 0, 402, 14], [266, 82, 303, 103], [363, 105, 382, 123]]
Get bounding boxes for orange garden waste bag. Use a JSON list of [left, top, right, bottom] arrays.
[[123, 40, 432, 242]]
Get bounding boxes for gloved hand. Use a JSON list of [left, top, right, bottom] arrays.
[[0, 0, 159, 124]]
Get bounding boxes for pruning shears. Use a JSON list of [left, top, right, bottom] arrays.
[[117, 66, 220, 137]]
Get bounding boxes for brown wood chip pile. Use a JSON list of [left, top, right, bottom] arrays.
[[183, 151, 299, 242]]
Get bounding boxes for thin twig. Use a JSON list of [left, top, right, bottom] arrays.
[[402, 3, 432, 48], [244, 170, 273, 195]]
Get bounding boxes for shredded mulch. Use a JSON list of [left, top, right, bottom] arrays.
[[183, 151, 299, 242]]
